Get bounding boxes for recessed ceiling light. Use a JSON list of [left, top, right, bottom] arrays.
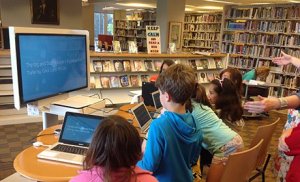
[[197, 6, 223, 10], [102, 6, 118, 10], [116, 3, 155, 8], [289, 0, 300, 2], [251, 2, 271, 5], [204, 0, 240, 4], [185, 8, 195, 12]]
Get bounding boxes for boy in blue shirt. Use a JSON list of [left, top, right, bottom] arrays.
[[137, 64, 202, 182]]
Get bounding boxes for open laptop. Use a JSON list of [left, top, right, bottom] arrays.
[[37, 112, 104, 165], [131, 102, 152, 133]]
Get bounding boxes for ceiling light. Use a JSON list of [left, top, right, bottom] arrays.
[[250, 2, 271, 5], [102, 6, 118, 10], [197, 6, 223, 10], [289, 0, 300, 2], [116, 3, 155, 8], [185, 8, 195, 12], [204, 0, 240, 4]]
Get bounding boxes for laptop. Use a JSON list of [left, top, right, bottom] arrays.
[[37, 112, 104, 165], [142, 82, 158, 106], [151, 90, 162, 111], [131, 102, 152, 133]]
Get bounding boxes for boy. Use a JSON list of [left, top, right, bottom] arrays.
[[137, 64, 202, 182]]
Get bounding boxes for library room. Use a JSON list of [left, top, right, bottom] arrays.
[[0, 0, 300, 181]]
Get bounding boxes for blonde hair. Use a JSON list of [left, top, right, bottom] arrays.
[[256, 66, 270, 80]]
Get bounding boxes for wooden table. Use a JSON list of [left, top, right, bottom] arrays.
[[13, 104, 141, 181]]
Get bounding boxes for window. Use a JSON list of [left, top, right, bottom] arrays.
[[94, 12, 113, 41]]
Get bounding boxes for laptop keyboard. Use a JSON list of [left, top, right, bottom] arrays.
[[52, 144, 87, 155]]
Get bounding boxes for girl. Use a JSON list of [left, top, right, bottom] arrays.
[[220, 67, 243, 95], [186, 83, 244, 182], [71, 115, 157, 182], [208, 78, 244, 127]]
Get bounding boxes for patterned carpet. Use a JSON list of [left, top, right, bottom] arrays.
[[0, 111, 287, 181]]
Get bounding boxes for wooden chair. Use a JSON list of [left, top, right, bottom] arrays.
[[221, 140, 263, 182], [249, 118, 280, 182]]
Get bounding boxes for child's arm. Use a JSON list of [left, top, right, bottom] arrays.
[[137, 122, 163, 172]]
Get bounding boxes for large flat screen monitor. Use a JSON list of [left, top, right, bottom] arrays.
[[9, 27, 90, 110]]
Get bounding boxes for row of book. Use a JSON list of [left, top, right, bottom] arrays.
[[115, 29, 146, 38], [269, 87, 299, 98], [225, 20, 300, 34], [183, 40, 217, 49], [184, 24, 221, 32], [91, 59, 163, 72], [90, 74, 151, 89], [115, 20, 156, 29], [266, 73, 300, 88], [185, 14, 222, 23], [90, 71, 222, 89], [183, 32, 220, 41], [226, 6, 300, 19], [223, 32, 300, 47]]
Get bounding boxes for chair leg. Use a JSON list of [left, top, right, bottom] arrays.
[[249, 154, 271, 182]]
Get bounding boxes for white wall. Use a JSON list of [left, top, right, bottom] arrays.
[[0, 0, 83, 29]]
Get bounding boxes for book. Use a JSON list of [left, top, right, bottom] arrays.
[[144, 60, 154, 71], [102, 60, 112, 72], [141, 75, 150, 82], [199, 72, 208, 83], [130, 75, 140, 87], [112, 41, 122, 53], [93, 60, 103, 72], [132, 60, 144, 71], [153, 60, 162, 71], [208, 58, 216, 69], [110, 76, 121, 88], [100, 76, 110, 88], [195, 60, 204, 70], [120, 75, 130, 87], [201, 59, 209, 69], [215, 58, 223, 69], [207, 73, 215, 82], [188, 60, 197, 70], [95, 76, 101, 88], [113, 60, 124, 72], [90, 76, 96, 89], [123, 60, 131, 72]]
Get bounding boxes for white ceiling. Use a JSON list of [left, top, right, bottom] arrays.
[[90, 0, 300, 12]]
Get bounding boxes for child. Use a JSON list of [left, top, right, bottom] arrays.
[[71, 115, 157, 182], [220, 67, 243, 95], [279, 124, 300, 181], [137, 64, 203, 182], [186, 83, 244, 182], [208, 78, 244, 128]]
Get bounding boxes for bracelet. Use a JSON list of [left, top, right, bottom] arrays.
[[278, 98, 288, 109]]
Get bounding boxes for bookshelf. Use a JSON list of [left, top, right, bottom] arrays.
[[0, 50, 13, 107], [182, 12, 222, 53], [222, 4, 300, 97], [89, 52, 228, 103], [114, 11, 156, 52]]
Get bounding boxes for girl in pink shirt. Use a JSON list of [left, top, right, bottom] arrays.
[[70, 115, 157, 182]]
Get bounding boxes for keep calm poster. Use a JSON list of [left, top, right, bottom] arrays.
[[146, 26, 161, 54]]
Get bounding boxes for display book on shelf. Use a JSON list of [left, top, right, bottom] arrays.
[[183, 12, 222, 53], [89, 52, 228, 90], [114, 10, 156, 52], [222, 4, 300, 98]]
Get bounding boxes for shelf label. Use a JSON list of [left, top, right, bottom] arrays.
[[146, 25, 161, 54]]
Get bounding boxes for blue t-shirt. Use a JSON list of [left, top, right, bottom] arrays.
[[137, 111, 202, 182]]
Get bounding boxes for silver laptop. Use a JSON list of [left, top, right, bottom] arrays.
[[131, 102, 152, 133], [151, 90, 162, 111], [37, 112, 104, 165]]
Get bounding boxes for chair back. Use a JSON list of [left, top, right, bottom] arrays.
[[249, 118, 280, 168], [221, 139, 263, 182]]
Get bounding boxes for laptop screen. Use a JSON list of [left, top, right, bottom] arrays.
[[152, 91, 162, 110], [59, 112, 103, 146], [142, 82, 158, 106], [132, 103, 152, 127]]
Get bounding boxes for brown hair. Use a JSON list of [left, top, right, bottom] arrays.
[[156, 64, 196, 105], [220, 68, 243, 94], [83, 115, 141, 182], [186, 83, 212, 112], [211, 78, 243, 122], [159, 60, 175, 73]]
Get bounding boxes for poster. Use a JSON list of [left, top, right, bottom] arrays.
[[146, 26, 161, 54]]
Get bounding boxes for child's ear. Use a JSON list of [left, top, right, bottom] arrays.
[[165, 92, 171, 102]]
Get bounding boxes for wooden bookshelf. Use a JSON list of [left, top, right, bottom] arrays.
[[114, 11, 156, 52], [183, 12, 222, 53], [222, 4, 300, 97]]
